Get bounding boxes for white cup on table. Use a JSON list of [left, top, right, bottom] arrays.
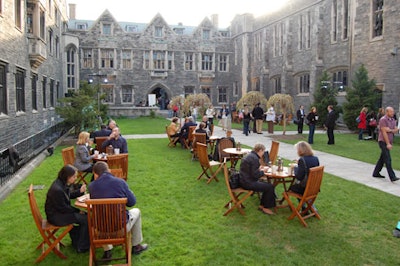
[[114, 148, 120, 155]]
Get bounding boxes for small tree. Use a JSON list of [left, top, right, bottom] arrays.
[[312, 71, 340, 127], [267, 94, 295, 135], [236, 91, 268, 111], [343, 64, 378, 130], [56, 81, 106, 135], [182, 93, 211, 118]]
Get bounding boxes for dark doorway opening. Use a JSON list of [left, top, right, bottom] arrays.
[[150, 87, 169, 110]]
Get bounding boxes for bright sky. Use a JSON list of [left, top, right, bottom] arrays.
[[66, 0, 288, 28]]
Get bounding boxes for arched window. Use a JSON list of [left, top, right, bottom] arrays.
[[66, 47, 77, 89]]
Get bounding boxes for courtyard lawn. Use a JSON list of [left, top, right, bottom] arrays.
[[1, 136, 400, 265]]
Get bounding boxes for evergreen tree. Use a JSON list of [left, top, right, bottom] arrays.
[[342, 64, 377, 130], [312, 71, 340, 127], [56, 81, 107, 135]]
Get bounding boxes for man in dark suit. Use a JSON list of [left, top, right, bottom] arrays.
[[296, 105, 305, 134], [324, 105, 336, 145], [92, 125, 111, 143], [179, 117, 197, 148]]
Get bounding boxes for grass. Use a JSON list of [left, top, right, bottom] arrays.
[[114, 116, 171, 134], [2, 118, 400, 265]]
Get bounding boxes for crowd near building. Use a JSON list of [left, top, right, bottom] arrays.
[[0, 0, 399, 166]]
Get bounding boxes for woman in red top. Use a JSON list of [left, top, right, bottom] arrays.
[[358, 107, 368, 140]]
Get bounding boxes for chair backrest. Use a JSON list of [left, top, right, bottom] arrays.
[[218, 138, 235, 162], [86, 198, 130, 264], [197, 143, 210, 167], [28, 184, 45, 236], [110, 168, 124, 179], [223, 158, 236, 197], [188, 126, 197, 143], [95, 137, 108, 154], [269, 141, 280, 165], [61, 146, 75, 166], [193, 133, 206, 145], [107, 154, 128, 181], [302, 165, 324, 200]]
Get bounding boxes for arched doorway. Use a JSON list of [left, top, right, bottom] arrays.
[[150, 86, 169, 110]]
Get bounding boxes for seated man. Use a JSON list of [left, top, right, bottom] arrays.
[[239, 143, 276, 215], [179, 116, 197, 147], [195, 122, 209, 141], [102, 127, 128, 153], [89, 162, 148, 259], [91, 125, 111, 143]]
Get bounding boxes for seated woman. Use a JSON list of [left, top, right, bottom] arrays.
[[45, 165, 89, 253], [74, 131, 95, 173], [167, 117, 181, 146], [289, 141, 320, 195], [195, 122, 209, 141], [239, 143, 276, 215]]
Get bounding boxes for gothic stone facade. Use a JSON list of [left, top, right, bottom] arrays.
[[0, 0, 76, 149]]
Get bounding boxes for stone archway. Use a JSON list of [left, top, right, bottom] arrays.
[[148, 84, 171, 110]]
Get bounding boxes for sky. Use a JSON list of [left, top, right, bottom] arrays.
[[66, 0, 289, 28]]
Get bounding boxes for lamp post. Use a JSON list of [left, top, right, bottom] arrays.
[[88, 73, 108, 113]]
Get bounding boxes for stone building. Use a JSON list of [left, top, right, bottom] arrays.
[[1, 0, 399, 152], [0, 0, 77, 153]]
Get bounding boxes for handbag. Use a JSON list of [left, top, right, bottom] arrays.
[[228, 168, 241, 189], [369, 119, 377, 127]]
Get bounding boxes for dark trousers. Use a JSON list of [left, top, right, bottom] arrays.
[[242, 181, 276, 208], [308, 124, 315, 144], [297, 119, 304, 133], [373, 141, 396, 179], [327, 127, 334, 144], [243, 120, 250, 135]]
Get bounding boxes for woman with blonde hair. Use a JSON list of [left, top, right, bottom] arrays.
[[74, 131, 95, 173], [358, 107, 368, 140], [289, 141, 320, 195]]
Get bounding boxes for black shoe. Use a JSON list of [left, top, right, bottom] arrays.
[[373, 174, 385, 178], [391, 177, 400, 182], [132, 243, 148, 255], [76, 248, 89, 253], [102, 250, 112, 259]]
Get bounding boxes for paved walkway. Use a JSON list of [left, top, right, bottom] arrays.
[[126, 126, 400, 198]]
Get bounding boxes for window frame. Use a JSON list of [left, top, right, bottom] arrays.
[[31, 74, 38, 111], [0, 62, 8, 115], [15, 68, 25, 112]]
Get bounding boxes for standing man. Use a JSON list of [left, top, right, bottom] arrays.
[[324, 105, 336, 145], [372, 107, 400, 182], [102, 127, 128, 153], [265, 105, 276, 134], [206, 105, 216, 130], [296, 105, 305, 134], [89, 162, 148, 259], [252, 103, 264, 134]]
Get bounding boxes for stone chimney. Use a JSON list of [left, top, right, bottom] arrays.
[[69, 4, 76, 20], [210, 14, 218, 28]]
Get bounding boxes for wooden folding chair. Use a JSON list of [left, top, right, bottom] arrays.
[[269, 140, 280, 165], [217, 137, 238, 168], [283, 165, 324, 227], [222, 159, 254, 216], [166, 126, 178, 147], [86, 198, 131, 266], [107, 154, 129, 181], [95, 136, 108, 154], [61, 146, 89, 184], [110, 168, 124, 179], [196, 143, 223, 184], [28, 184, 73, 263], [192, 133, 207, 160], [183, 126, 197, 149]]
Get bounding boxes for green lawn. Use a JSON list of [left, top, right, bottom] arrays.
[[1, 118, 400, 265]]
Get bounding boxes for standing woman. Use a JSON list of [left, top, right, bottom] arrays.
[[45, 165, 89, 253], [206, 105, 216, 130], [242, 105, 252, 136], [218, 104, 230, 131], [265, 105, 276, 134], [74, 131, 95, 173], [358, 107, 368, 140], [307, 107, 318, 144]]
